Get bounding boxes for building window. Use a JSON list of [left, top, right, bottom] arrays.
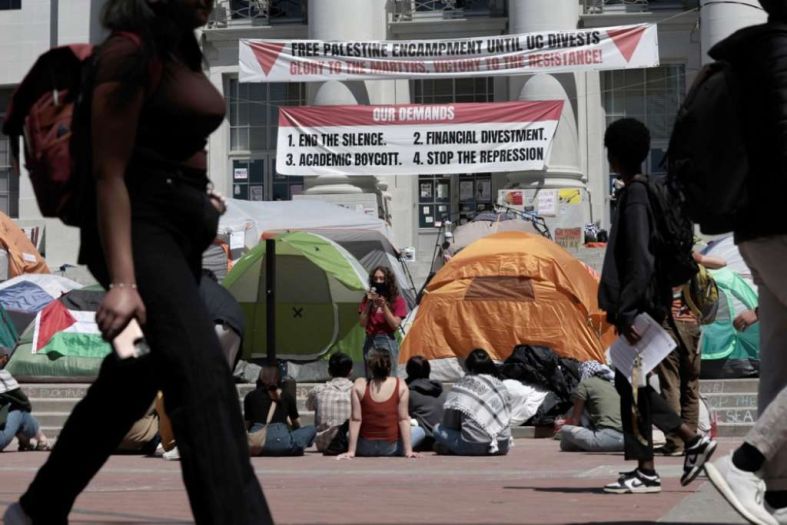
[[412, 78, 494, 228], [413, 77, 494, 104], [228, 0, 305, 22], [602, 65, 686, 176], [0, 0, 21, 9], [418, 176, 451, 228], [0, 90, 19, 218], [227, 79, 305, 200], [458, 174, 493, 224]]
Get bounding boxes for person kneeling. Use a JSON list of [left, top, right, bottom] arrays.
[[338, 348, 423, 459], [434, 349, 512, 456]]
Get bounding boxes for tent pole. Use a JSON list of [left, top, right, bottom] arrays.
[[265, 238, 276, 362]]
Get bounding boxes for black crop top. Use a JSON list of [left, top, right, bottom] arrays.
[[94, 34, 226, 172]]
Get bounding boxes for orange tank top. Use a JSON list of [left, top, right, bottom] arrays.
[[359, 378, 401, 442]]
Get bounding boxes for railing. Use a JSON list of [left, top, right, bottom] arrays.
[[207, 0, 307, 27], [582, 0, 699, 15], [393, 0, 505, 21]]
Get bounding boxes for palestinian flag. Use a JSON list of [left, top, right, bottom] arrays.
[[30, 289, 111, 358]]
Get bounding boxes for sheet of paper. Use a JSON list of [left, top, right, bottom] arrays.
[[230, 231, 246, 250], [609, 313, 676, 386]]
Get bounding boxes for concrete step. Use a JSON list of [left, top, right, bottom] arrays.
[[713, 407, 758, 425], [24, 379, 762, 441], [702, 392, 758, 410], [700, 379, 759, 394], [716, 422, 753, 438]]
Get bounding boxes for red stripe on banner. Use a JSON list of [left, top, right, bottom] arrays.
[[607, 25, 647, 63], [249, 41, 286, 76], [278, 101, 564, 127]]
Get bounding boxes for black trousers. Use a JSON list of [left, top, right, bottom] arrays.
[[20, 173, 272, 524], [615, 370, 683, 462]]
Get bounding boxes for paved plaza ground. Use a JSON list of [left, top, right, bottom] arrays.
[[0, 438, 748, 524]]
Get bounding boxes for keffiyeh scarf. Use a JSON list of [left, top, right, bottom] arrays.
[[580, 360, 614, 382], [445, 374, 511, 453]]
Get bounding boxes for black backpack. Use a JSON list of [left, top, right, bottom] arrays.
[[630, 175, 698, 288], [665, 61, 747, 235]]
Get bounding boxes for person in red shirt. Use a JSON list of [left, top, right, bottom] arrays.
[[359, 266, 407, 377]]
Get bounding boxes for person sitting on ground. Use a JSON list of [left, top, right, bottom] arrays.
[[405, 356, 446, 450], [338, 348, 424, 459], [557, 361, 624, 453], [0, 348, 49, 452], [433, 348, 512, 456], [116, 401, 160, 455], [306, 352, 353, 453], [244, 364, 317, 456]]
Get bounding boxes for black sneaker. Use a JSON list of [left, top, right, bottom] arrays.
[[604, 469, 662, 494], [682, 435, 718, 486]]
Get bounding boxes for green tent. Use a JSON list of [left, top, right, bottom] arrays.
[[224, 231, 369, 362], [700, 267, 759, 379]]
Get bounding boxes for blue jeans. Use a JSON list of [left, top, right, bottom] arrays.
[[559, 425, 625, 452], [433, 424, 510, 456], [0, 410, 39, 450], [249, 423, 318, 456], [363, 334, 399, 377], [356, 426, 426, 456]]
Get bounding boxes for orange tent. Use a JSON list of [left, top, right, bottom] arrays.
[[401, 232, 611, 374], [0, 213, 48, 277]]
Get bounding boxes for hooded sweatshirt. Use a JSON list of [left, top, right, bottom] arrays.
[[407, 378, 446, 437]]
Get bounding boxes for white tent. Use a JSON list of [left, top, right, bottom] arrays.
[[204, 199, 398, 282], [219, 199, 394, 248]]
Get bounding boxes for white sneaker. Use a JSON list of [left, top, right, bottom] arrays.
[[603, 469, 662, 494], [162, 446, 180, 461], [3, 502, 33, 525], [705, 455, 777, 525], [152, 442, 165, 457]]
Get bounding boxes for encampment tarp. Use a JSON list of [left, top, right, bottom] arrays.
[[700, 267, 759, 379], [6, 288, 110, 382], [304, 229, 416, 309], [0, 274, 83, 334], [0, 212, 48, 277], [223, 231, 369, 363], [401, 231, 611, 381]]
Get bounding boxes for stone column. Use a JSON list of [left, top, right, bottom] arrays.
[[506, 0, 587, 231], [303, 0, 387, 196], [700, 0, 766, 64]]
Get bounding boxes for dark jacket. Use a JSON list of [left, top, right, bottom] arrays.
[[710, 23, 787, 242], [599, 180, 670, 331], [407, 378, 446, 437]]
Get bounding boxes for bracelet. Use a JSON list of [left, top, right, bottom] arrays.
[[109, 283, 137, 290]]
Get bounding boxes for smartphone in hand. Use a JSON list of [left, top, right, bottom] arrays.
[[112, 318, 150, 360]]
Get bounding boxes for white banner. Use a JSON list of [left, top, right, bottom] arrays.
[[275, 101, 563, 176], [241, 24, 658, 82]]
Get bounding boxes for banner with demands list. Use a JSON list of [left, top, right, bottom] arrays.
[[275, 100, 564, 176]]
